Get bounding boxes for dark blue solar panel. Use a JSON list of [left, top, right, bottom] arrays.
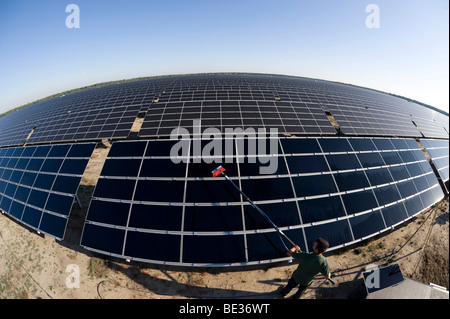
[[39, 213, 67, 240], [246, 231, 303, 262], [45, 193, 74, 216], [0, 143, 95, 239], [286, 155, 329, 174], [81, 223, 126, 255], [382, 203, 409, 227], [80, 137, 444, 266], [125, 232, 181, 262], [183, 234, 245, 264], [304, 220, 353, 249], [21, 206, 43, 228], [319, 138, 353, 152], [108, 141, 147, 157], [135, 180, 185, 202], [241, 177, 294, 201], [280, 138, 321, 154], [292, 174, 337, 197], [298, 196, 346, 224], [244, 201, 300, 230], [140, 158, 187, 177], [129, 204, 183, 230], [93, 178, 136, 200], [186, 179, 238, 203], [350, 210, 385, 240], [184, 205, 242, 232], [357, 152, 385, 168], [334, 171, 370, 192], [101, 159, 141, 177], [326, 154, 361, 170], [373, 185, 402, 206], [86, 200, 130, 226], [420, 139, 449, 183]]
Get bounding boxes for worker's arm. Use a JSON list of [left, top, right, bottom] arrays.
[[286, 245, 301, 257], [322, 263, 332, 280]]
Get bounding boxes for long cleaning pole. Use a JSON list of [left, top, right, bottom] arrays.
[[212, 165, 296, 247], [211, 165, 336, 286]]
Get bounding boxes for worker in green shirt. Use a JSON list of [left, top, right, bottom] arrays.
[[279, 238, 331, 299]]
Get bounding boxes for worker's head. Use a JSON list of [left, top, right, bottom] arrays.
[[313, 238, 329, 255]]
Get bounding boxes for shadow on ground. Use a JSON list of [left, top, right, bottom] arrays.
[[98, 261, 284, 299]]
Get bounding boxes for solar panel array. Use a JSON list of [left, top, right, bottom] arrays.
[[0, 143, 95, 239], [317, 82, 449, 138], [0, 78, 170, 147], [1, 74, 448, 148], [80, 137, 444, 266], [0, 73, 448, 267], [420, 139, 449, 182], [139, 75, 449, 138]]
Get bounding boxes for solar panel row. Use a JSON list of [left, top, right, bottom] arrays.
[[1, 74, 448, 148], [0, 79, 165, 147], [420, 139, 449, 182], [80, 136, 444, 266], [139, 100, 337, 136], [0, 143, 96, 239]]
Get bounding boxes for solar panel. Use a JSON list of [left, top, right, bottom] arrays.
[[0, 142, 95, 239], [80, 136, 444, 266], [420, 139, 449, 182]]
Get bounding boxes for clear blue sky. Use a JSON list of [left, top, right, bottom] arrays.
[[0, 0, 448, 114]]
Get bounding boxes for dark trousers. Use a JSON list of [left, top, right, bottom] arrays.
[[280, 277, 309, 299]]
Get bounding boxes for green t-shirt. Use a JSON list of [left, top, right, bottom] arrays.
[[291, 252, 330, 286]]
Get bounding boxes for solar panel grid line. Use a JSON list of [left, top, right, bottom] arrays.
[[120, 140, 150, 258], [85, 224, 283, 237], [177, 139, 191, 264], [315, 137, 356, 244], [233, 144, 250, 263], [277, 137, 309, 252]]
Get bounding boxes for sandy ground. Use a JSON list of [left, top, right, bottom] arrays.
[[0, 141, 448, 300]]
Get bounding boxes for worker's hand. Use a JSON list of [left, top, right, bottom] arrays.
[[292, 245, 301, 252], [287, 245, 301, 256]]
